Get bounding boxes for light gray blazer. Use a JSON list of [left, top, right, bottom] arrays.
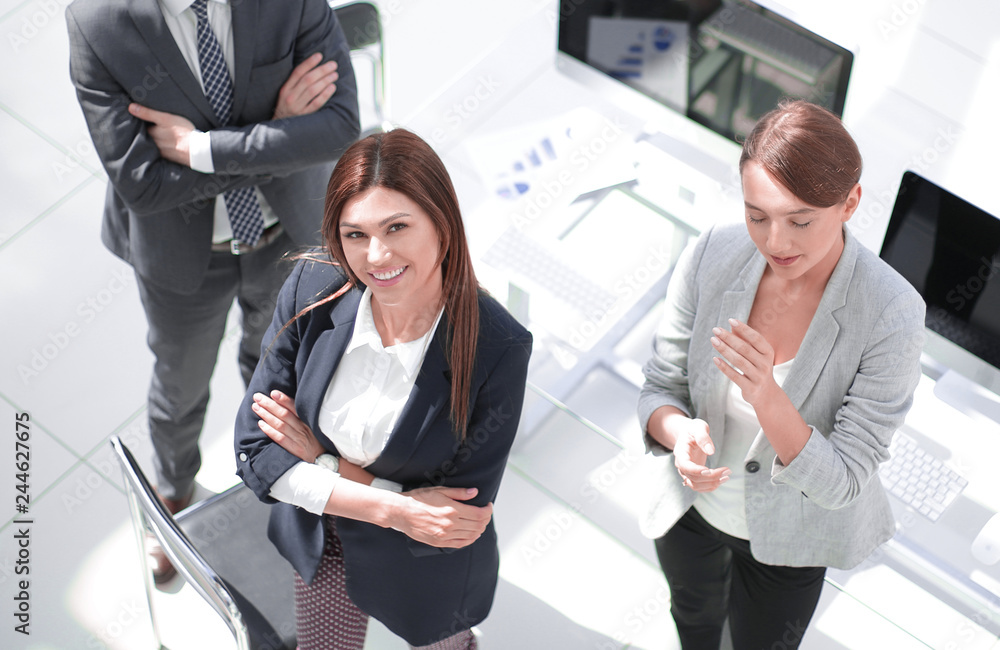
[[638, 223, 925, 569]]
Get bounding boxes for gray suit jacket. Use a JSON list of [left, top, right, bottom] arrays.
[[66, 0, 360, 293], [638, 223, 925, 569]]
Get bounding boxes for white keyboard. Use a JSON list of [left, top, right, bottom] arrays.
[[481, 226, 617, 315], [880, 431, 968, 522]]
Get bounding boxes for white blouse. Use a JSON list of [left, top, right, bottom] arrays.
[[693, 358, 795, 539], [268, 287, 444, 514]]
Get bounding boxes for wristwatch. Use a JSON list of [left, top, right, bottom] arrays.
[[315, 453, 340, 473]]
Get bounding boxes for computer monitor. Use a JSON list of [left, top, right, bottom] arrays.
[[879, 171, 1000, 421], [557, 0, 855, 143]]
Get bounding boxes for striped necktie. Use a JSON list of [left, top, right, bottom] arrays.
[[191, 0, 264, 247]]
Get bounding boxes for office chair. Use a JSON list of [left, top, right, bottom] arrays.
[[110, 436, 296, 650], [332, 1, 390, 133]]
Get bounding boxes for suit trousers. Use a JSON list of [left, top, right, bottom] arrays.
[[655, 507, 826, 650], [135, 229, 294, 500]]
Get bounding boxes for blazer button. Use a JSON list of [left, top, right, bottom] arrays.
[[239, 452, 248, 462], [745, 460, 761, 473]]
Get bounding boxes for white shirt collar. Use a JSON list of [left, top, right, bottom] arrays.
[[346, 288, 444, 381], [160, 0, 227, 18]]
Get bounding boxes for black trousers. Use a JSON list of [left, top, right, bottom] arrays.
[[655, 507, 826, 650]]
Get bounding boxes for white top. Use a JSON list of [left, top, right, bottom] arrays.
[[694, 358, 795, 539], [156, 0, 277, 242], [269, 288, 444, 514]]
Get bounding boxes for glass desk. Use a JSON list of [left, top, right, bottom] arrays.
[[477, 189, 998, 648]]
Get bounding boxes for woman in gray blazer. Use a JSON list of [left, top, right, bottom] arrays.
[[638, 101, 925, 649]]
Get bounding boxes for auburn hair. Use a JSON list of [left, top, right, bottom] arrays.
[[311, 129, 481, 440], [740, 99, 862, 208]]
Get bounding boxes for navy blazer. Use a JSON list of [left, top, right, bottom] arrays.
[[66, 0, 360, 293], [235, 257, 532, 645]]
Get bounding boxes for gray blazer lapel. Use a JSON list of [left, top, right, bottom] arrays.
[[710, 253, 765, 454], [745, 228, 857, 460], [229, 0, 258, 120], [782, 228, 858, 411], [128, 0, 218, 125]]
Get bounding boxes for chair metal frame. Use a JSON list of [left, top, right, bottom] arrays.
[[111, 436, 257, 650], [332, 0, 390, 132]]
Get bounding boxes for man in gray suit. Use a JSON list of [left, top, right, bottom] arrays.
[[66, 0, 360, 579]]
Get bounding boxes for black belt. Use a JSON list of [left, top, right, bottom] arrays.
[[212, 222, 284, 255]]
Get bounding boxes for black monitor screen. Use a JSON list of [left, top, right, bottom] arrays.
[[879, 171, 1000, 372], [557, 0, 854, 143]]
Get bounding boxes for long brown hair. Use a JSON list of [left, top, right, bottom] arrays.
[[740, 99, 862, 208], [316, 129, 480, 439]]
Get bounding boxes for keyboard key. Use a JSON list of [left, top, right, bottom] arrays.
[[879, 431, 967, 523]]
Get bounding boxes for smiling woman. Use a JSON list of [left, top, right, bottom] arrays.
[[337, 186, 445, 343], [233, 129, 532, 650]]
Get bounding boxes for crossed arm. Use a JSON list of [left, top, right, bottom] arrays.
[[251, 389, 493, 549], [130, 53, 342, 167], [66, 0, 360, 215]]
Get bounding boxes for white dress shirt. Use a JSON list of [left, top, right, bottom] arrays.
[[156, 0, 277, 242], [694, 358, 795, 539], [269, 287, 445, 514]]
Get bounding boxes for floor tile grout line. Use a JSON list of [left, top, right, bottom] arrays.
[[0, 0, 33, 25], [0, 174, 96, 254], [0, 99, 106, 178], [2, 456, 91, 534], [0, 394, 145, 534], [0, 390, 85, 460]]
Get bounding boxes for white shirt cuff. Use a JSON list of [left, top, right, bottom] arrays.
[[268, 461, 339, 515], [188, 130, 215, 173], [370, 477, 404, 493]]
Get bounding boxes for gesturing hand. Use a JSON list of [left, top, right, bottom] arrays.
[[673, 417, 730, 492], [394, 487, 493, 549], [711, 318, 780, 407], [129, 103, 195, 167], [273, 53, 339, 119], [252, 390, 325, 463]]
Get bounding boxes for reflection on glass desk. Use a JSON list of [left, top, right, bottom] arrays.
[[689, 2, 853, 142], [483, 187, 691, 358], [509, 378, 990, 648]]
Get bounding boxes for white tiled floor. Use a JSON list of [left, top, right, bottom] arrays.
[[3, 1, 1000, 649]]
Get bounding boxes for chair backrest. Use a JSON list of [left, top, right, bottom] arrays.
[[332, 1, 388, 131], [110, 436, 255, 650]]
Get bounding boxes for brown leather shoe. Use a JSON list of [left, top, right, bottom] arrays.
[[148, 490, 193, 585]]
